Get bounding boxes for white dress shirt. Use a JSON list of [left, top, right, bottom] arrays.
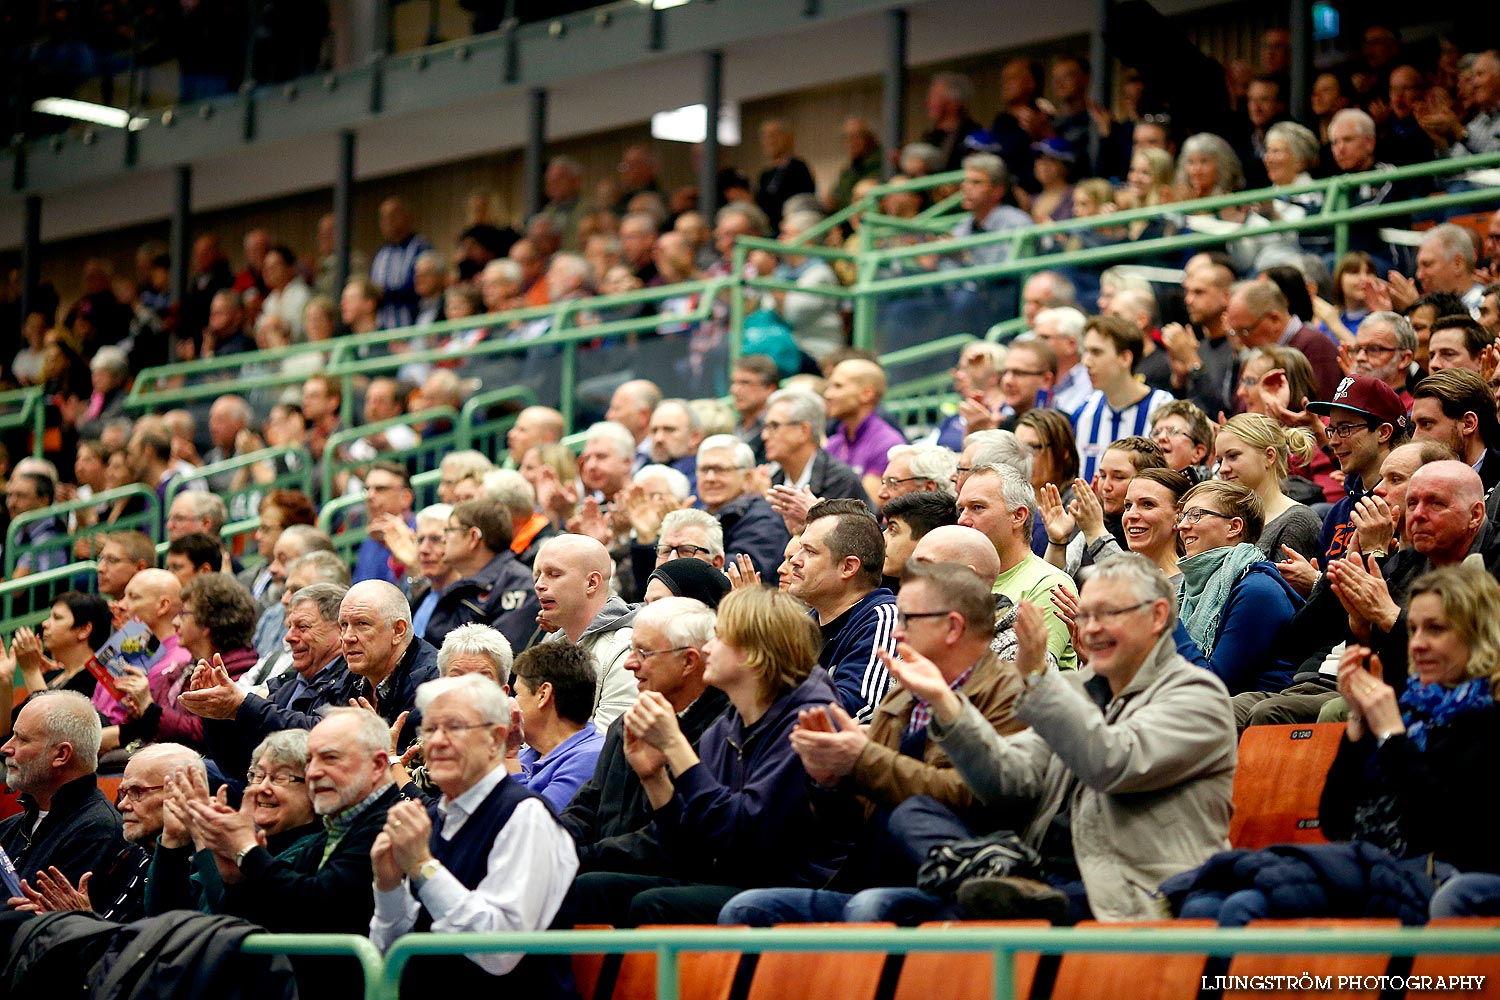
[[369, 763, 579, 976]]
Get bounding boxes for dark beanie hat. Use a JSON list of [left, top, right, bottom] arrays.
[[648, 558, 732, 609]]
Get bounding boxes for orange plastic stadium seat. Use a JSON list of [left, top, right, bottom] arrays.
[[1221, 919, 1399, 1000], [1229, 724, 1344, 849], [610, 925, 743, 1000], [892, 920, 1047, 1000], [96, 774, 123, 807], [1049, 920, 1214, 1000], [743, 923, 894, 1000], [1408, 920, 1500, 999], [572, 923, 613, 1000]]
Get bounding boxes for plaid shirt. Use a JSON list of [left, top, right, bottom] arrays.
[[905, 663, 978, 735]]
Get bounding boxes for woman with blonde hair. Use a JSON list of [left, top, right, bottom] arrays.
[[1234, 345, 1342, 504], [1120, 146, 1177, 241], [1176, 480, 1303, 694], [1178, 565, 1500, 923], [1215, 413, 1322, 559], [573, 586, 850, 924]]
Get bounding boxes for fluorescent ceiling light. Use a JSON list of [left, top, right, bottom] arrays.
[[651, 103, 739, 145], [634, 0, 691, 8], [32, 98, 147, 131]]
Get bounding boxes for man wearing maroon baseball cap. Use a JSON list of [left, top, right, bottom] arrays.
[[1303, 374, 1410, 566]]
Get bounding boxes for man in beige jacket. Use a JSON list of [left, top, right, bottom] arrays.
[[889, 551, 1237, 922]]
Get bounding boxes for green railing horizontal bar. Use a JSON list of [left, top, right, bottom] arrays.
[[382, 925, 1500, 956], [734, 235, 858, 263], [240, 932, 384, 1000], [858, 183, 1500, 296], [867, 169, 965, 198], [865, 149, 1500, 265], [126, 277, 733, 408]]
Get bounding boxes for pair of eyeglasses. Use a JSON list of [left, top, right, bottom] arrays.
[[245, 771, 306, 787], [631, 645, 690, 660], [1073, 599, 1154, 627], [895, 610, 952, 628], [1176, 508, 1234, 527], [417, 721, 495, 739], [1328, 421, 1375, 440], [118, 784, 166, 802], [657, 543, 712, 559], [880, 475, 927, 490]]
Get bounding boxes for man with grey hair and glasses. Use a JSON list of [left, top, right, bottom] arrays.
[[556, 597, 728, 925], [371, 674, 577, 994], [885, 553, 1235, 924]]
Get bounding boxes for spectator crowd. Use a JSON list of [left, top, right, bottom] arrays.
[[2, 15, 1500, 998]]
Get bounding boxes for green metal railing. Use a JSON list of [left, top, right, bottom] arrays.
[[222, 924, 1500, 1000], [4, 485, 159, 578], [126, 279, 730, 429], [240, 933, 384, 1000], [0, 559, 96, 633], [457, 386, 539, 455], [0, 387, 46, 459], [111, 152, 1500, 437], [166, 445, 314, 542], [320, 407, 459, 502]]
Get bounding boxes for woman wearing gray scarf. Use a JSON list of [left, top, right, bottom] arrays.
[[1175, 481, 1304, 695]]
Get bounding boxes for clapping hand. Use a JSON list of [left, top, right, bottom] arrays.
[[879, 643, 960, 725], [1037, 483, 1077, 546], [1350, 494, 1396, 555], [8, 867, 93, 914], [789, 703, 868, 787], [725, 554, 761, 590], [178, 655, 246, 719], [1274, 545, 1322, 596], [1070, 477, 1106, 541]]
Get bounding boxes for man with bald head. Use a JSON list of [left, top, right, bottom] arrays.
[[824, 358, 906, 497], [911, 524, 1004, 586], [1, 691, 127, 899], [606, 380, 663, 473], [532, 534, 638, 732], [338, 580, 439, 750], [1248, 460, 1500, 729], [910, 524, 1056, 670], [93, 568, 190, 729], [506, 405, 566, 469]]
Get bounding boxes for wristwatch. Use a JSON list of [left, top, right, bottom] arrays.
[[412, 858, 442, 887], [234, 845, 256, 868]]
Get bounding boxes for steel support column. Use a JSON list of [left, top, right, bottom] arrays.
[[700, 50, 723, 220], [524, 87, 548, 219], [334, 130, 356, 298], [881, 9, 908, 179]]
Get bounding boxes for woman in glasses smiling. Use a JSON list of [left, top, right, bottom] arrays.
[[147, 729, 318, 913], [1175, 481, 1304, 695]]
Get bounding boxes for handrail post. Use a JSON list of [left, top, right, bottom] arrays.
[[991, 943, 1013, 1000], [852, 218, 876, 351], [560, 343, 578, 433], [656, 942, 680, 1000]]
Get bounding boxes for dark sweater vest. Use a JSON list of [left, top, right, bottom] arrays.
[[401, 774, 575, 999]]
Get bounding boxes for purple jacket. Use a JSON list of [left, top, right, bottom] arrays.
[[825, 413, 906, 479], [517, 725, 606, 813]]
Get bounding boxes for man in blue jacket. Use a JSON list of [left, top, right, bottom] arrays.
[[787, 498, 897, 722], [424, 500, 540, 653]]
